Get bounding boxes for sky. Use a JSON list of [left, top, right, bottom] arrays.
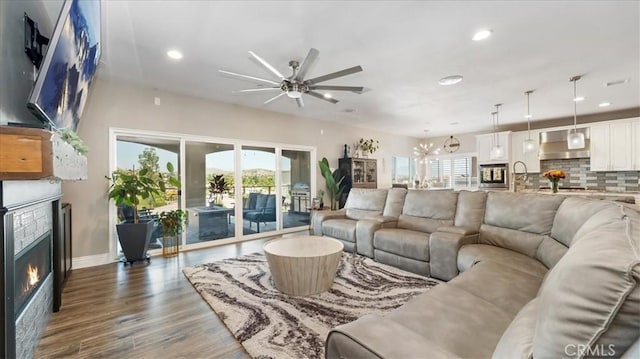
[[116, 142, 289, 172]]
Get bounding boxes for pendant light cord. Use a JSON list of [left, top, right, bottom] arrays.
[[573, 78, 578, 133], [526, 91, 531, 139]]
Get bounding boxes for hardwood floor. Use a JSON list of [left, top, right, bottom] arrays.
[[35, 238, 273, 358]]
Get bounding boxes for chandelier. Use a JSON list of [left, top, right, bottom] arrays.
[[413, 142, 439, 164]]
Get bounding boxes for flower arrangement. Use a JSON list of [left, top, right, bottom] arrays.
[[356, 138, 379, 156], [542, 169, 566, 193]]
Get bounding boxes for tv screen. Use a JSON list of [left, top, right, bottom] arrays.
[[27, 0, 101, 131]]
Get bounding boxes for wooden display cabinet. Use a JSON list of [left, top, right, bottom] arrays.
[[339, 157, 377, 189]]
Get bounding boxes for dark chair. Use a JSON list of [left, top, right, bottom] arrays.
[[244, 194, 277, 232], [392, 183, 409, 189]]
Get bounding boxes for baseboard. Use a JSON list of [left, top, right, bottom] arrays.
[[72, 253, 116, 269]]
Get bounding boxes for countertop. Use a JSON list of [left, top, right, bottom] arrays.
[[518, 189, 639, 204]]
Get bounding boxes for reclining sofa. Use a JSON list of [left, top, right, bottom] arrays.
[[313, 188, 640, 358]]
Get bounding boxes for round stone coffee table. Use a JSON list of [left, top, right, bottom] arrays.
[[264, 236, 344, 296]]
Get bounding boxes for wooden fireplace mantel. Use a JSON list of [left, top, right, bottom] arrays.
[[0, 127, 87, 181]]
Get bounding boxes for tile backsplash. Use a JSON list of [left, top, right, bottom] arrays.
[[518, 158, 639, 192]]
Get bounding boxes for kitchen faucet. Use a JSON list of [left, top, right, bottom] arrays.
[[512, 161, 528, 192]]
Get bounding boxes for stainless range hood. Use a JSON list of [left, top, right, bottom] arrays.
[[539, 127, 590, 160]]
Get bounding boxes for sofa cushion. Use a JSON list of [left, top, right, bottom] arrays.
[[397, 190, 458, 233], [492, 298, 538, 359], [384, 284, 514, 358], [550, 197, 616, 247], [484, 192, 564, 234], [458, 244, 548, 279], [344, 188, 388, 220], [454, 190, 488, 230], [534, 205, 640, 358], [373, 228, 430, 261], [479, 224, 548, 260], [449, 261, 544, 317], [322, 219, 357, 243], [533, 235, 567, 269], [382, 187, 407, 217]]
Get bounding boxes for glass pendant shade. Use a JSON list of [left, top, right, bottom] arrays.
[[489, 104, 503, 159], [523, 138, 536, 154], [567, 131, 585, 149], [490, 145, 504, 160]]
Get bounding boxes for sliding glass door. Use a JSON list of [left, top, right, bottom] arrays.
[[110, 128, 315, 258], [281, 149, 311, 229], [184, 141, 236, 244], [113, 134, 181, 255], [241, 146, 277, 234]]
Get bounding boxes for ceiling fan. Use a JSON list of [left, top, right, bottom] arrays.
[[219, 48, 365, 107]]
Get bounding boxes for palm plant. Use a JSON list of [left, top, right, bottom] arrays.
[[319, 157, 345, 210]]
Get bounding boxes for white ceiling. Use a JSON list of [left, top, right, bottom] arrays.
[[91, 1, 638, 138]]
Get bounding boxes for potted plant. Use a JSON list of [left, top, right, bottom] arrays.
[[157, 209, 186, 257], [208, 174, 229, 206], [107, 162, 180, 265], [319, 157, 345, 210], [358, 138, 379, 157]]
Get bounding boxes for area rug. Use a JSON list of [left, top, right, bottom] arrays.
[[183, 252, 440, 359]]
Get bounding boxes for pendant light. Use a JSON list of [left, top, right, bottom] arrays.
[[523, 90, 536, 154], [413, 130, 439, 164], [490, 103, 504, 159], [567, 76, 585, 149]]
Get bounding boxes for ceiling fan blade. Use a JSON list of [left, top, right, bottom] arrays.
[[308, 91, 339, 104], [219, 70, 280, 86], [309, 85, 364, 93], [249, 51, 284, 80], [232, 88, 281, 94], [305, 65, 363, 85], [296, 97, 304, 108], [294, 48, 320, 81], [264, 92, 286, 105]]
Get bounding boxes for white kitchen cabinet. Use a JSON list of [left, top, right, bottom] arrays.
[[476, 132, 510, 164], [510, 130, 541, 173], [590, 118, 639, 171]]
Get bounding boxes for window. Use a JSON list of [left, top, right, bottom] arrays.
[[426, 155, 477, 189], [391, 156, 417, 185]]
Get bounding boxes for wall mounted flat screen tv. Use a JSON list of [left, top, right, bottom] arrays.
[[27, 0, 101, 131]]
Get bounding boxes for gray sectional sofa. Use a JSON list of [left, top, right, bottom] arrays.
[[313, 188, 640, 358]]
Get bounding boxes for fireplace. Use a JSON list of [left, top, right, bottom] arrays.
[[1, 180, 62, 359], [15, 232, 52, 318]]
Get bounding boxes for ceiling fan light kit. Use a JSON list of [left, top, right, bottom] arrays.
[[220, 48, 365, 107], [567, 76, 586, 150]]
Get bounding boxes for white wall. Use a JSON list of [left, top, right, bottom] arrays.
[[64, 79, 419, 258], [0, 0, 61, 127]]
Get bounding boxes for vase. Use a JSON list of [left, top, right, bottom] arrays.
[[551, 180, 559, 193]]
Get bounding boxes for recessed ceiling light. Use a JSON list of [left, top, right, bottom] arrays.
[[449, 122, 459, 125], [324, 93, 332, 99], [472, 29, 492, 41], [599, 102, 611, 107], [343, 108, 355, 113], [524, 114, 532, 119], [573, 96, 585, 102], [438, 75, 463, 86], [167, 50, 183, 60]]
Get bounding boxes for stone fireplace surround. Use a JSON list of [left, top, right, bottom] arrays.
[[1, 180, 62, 359]]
